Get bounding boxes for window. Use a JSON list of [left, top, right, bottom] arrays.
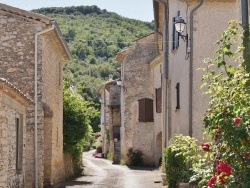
[[156, 88, 162, 113], [176, 83, 180, 110], [172, 11, 180, 52], [138, 98, 154, 122], [16, 115, 23, 171]]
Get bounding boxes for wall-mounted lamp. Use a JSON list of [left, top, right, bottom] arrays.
[[174, 16, 190, 59], [174, 16, 188, 42], [116, 78, 122, 86], [116, 78, 127, 93]]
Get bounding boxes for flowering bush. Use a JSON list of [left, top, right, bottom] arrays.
[[127, 148, 143, 166], [201, 21, 250, 187]]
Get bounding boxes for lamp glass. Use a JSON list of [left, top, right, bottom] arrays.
[[174, 17, 186, 33], [116, 80, 122, 86]]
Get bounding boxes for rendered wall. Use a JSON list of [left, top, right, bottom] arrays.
[[167, 0, 238, 141]]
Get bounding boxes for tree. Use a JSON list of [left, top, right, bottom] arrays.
[[63, 81, 99, 172]]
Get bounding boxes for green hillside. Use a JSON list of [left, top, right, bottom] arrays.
[[33, 6, 154, 131]]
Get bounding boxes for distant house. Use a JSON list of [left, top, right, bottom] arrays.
[[0, 78, 33, 188], [153, 0, 238, 146], [116, 33, 162, 166], [99, 75, 121, 163], [0, 3, 71, 187]]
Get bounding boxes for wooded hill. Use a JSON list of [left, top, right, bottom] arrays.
[[33, 6, 154, 131]]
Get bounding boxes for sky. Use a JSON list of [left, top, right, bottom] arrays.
[[0, 0, 154, 22]]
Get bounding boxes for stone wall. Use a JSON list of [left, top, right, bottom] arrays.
[[0, 9, 69, 187], [42, 32, 65, 185], [0, 11, 46, 187], [0, 92, 27, 188]]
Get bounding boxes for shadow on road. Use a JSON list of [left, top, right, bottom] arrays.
[[49, 180, 92, 188], [127, 166, 158, 171]]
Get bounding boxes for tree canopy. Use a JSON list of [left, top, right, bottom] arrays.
[[33, 5, 154, 131]]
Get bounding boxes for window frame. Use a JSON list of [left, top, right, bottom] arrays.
[[16, 114, 23, 172], [176, 83, 180, 110]]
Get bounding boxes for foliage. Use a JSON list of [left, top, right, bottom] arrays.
[[107, 152, 114, 161], [63, 81, 99, 173], [33, 6, 153, 132], [168, 134, 214, 187], [199, 20, 250, 187], [164, 136, 194, 188], [105, 128, 110, 142], [127, 148, 143, 166]]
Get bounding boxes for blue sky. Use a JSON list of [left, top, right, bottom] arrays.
[[0, 0, 154, 22]]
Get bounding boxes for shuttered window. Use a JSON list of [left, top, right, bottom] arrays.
[[172, 11, 180, 52], [138, 98, 154, 122], [156, 88, 162, 113], [176, 83, 180, 110]]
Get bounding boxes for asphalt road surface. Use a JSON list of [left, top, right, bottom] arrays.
[[54, 150, 166, 188]]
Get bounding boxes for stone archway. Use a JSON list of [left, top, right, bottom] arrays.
[[155, 132, 162, 167]]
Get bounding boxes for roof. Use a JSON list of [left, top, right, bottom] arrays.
[[0, 3, 51, 24], [0, 3, 71, 60], [0, 78, 34, 105], [116, 33, 155, 62], [115, 47, 131, 62]]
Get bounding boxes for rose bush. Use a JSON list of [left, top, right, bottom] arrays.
[[201, 21, 250, 187]]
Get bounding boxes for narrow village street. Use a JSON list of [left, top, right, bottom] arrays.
[[54, 150, 166, 188]]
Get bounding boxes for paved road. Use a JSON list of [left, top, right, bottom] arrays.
[[54, 150, 166, 188]]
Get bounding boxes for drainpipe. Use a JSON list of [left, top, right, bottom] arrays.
[[162, 2, 169, 148], [241, 0, 249, 67], [34, 23, 55, 188], [189, 0, 204, 137]]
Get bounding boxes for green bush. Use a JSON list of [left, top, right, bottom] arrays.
[[164, 146, 190, 188]]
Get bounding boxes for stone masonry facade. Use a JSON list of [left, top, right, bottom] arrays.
[[0, 3, 70, 187], [0, 80, 33, 188], [118, 34, 158, 166]]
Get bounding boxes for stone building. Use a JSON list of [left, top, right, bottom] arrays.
[[0, 78, 33, 188], [0, 3, 71, 187], [116, 33, 161, 166], [99, 77, 121, 163]]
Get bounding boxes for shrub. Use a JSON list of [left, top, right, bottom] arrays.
[[127, 148, 143, 166], [164, 142, 192, 188]]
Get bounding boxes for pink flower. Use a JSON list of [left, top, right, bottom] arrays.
[[201, 143, 210, 152], [233, 117, 241, 125], [208, 176, 217, 188], [216, 160, 232, 176]]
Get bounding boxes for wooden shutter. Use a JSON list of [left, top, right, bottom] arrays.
[[156, 88, 162, 113], [138, 98, 146, 122], [138, 98, 154, 122], [145, 98, 154, 122]]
